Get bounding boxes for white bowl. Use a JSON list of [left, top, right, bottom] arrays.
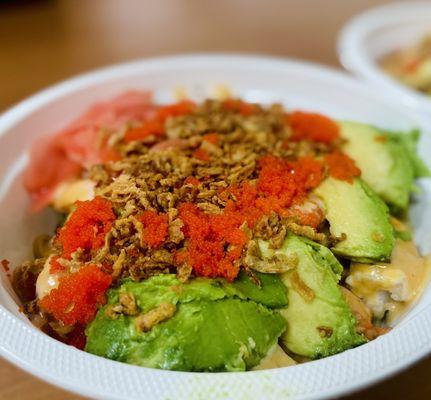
[[0, 54, 430, 400], [338, 1, 431, 118]]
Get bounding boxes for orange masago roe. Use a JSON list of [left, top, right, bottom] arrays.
[[289, 111, 340, 143], [222, 99, 259, 116], [124, 100, 196, 142], [192, 148, 210, 161], [40, 264, 112, 326], [177, 203, 248, 282], [203, 133, 219, 145], [184, 176, 200, 186], [50, 256, 64, 273], [139, 210, 169, 248], [54, 197, 115, 266], [325, 150, 361, 183], [255, 154, 324, 215], [178, 155, 325, 281]]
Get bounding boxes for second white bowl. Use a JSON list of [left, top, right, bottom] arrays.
[[338, 1, 431, 118]]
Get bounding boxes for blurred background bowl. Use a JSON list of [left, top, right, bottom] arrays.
[[338, 1, 431, 118]]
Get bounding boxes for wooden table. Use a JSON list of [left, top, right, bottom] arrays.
[[1, 0, 430, 398]]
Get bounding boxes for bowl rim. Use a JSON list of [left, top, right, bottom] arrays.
[[0, 53, 430, 400], [337, 1, 431, 114]]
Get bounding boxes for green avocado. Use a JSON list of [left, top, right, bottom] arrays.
[[258, 236, 343, 279], [85, 273, 287, 371], [271, 235, 365, 359], [228, 270, 288, 308], [313, 177, 394, 262], [338, 121, 429, 213]]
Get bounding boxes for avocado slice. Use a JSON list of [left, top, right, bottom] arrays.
[[85, 273, 287, 371], [339, 121, 429, 213], [313, 177, 394, 262], [269, 235, 365, 359], [258, 236, 343, 279], [229, 270, 288, 308], [386, 129, 430, 178]]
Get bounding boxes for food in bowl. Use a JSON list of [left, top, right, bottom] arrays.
[[380, 34, 431, 96], [10, 91, 430, 372]]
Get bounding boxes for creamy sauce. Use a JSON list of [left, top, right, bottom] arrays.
[[35, 256, 62, 299], [253, 344, 296, 370], [346, 240, 431, 323], [387, 249, 431, 324]]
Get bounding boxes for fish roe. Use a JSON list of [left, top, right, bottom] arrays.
[[177, 155, 325, 281], [139, 210, 169, 248], [39, 264, 112, 326], [225, 182, 263, 227], [49, 256, 64, 273], [56, 197, 116, 260], [177, 203, 247, 281], [222, 99, 258, 116], [325, 150, 361, 183], [203, 133, 219, 144], [289, 111, 340, 143], [192, 148, 210, 161], [124, 100, 195, 142], [226, 156, 324, 225], [184, 176, 200, 186], [157, 100, 196, 119], [124, 120, 165, 143], [256, 155, 324, 214]]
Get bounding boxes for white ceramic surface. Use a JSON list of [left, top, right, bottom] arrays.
[[338, 1, 431, 118], [0, 54, 430, 400]]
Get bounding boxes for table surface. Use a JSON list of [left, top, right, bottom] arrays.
[[1, 0, 430, 399]]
